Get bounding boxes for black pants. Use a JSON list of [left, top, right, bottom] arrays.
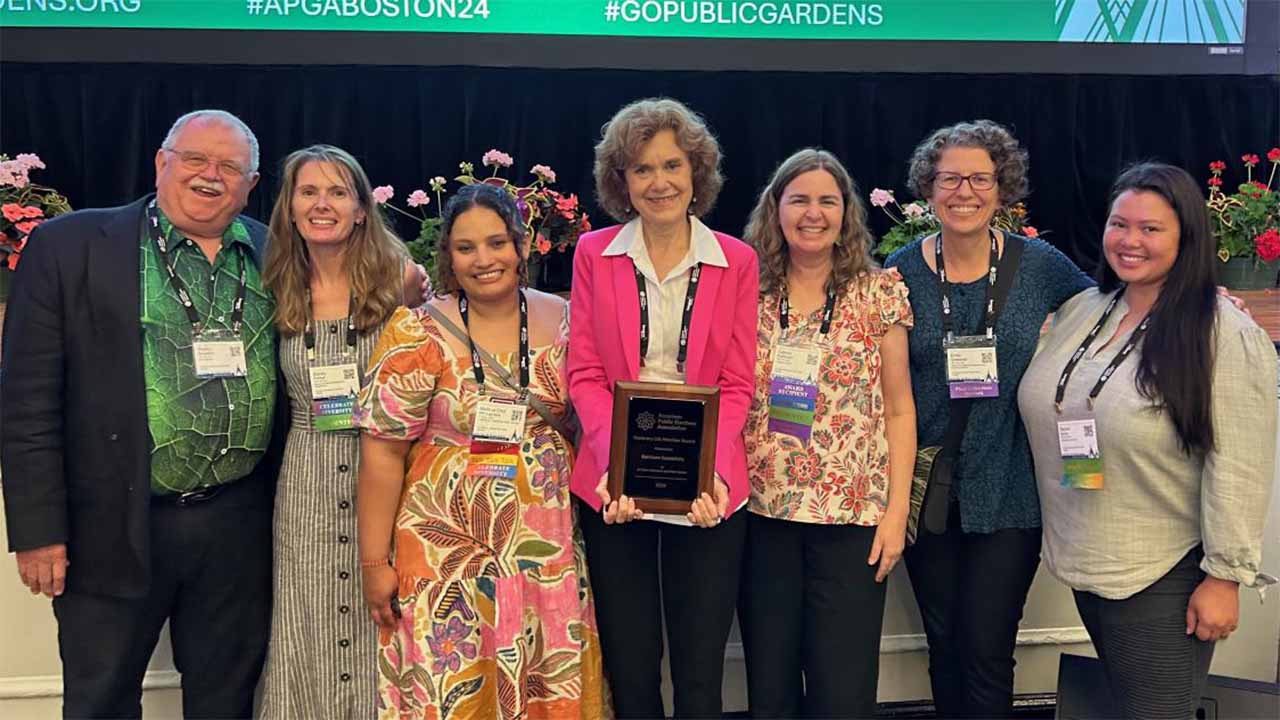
[[53, 477, 273, 719], [904, 502, 1041, 719], [578, 499, 746, 719], [1073, 547, 1215, 720], [739, 513, 886, 719]]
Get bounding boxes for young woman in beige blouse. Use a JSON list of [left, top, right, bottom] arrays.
[[1019, 162, 1276, 719], [739, 148, 917, 718]]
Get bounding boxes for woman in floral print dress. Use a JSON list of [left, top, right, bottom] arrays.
[[355, 184, 608, 720], [739, 149, 917, 719]]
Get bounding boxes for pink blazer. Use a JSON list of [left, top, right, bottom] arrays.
[[567, 224, 760, 514]]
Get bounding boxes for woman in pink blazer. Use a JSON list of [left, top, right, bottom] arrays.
[[568, 97, 759, 719]]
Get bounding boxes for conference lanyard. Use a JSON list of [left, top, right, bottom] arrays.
[[303, 289, 357, 362], [146, 201, 247, 336], [935, 230, 1000, 340], [459, 289, 529, 393], [635, 261, 702, 373], [779, 287, 838, 336], [1053, 291, 1152, 412]]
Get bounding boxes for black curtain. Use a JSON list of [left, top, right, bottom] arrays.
[[3, 62, 1276, 273]]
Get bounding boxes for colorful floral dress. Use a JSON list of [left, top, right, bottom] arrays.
[[356, 304, 609, 720], [744, 269, 913, 525]]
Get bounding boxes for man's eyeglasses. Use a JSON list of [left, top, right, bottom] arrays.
[[933, 172, 997, 191], [162, 148, 251, 179]]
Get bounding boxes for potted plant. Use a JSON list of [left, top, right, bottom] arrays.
[[1, 152, 72, 300], [1207, 149, 1280, 290], [379, 150, 590, 293]]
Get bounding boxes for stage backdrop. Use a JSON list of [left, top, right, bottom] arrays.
[[1, 62, 1276, 274]]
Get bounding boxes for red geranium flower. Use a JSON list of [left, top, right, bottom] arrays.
[[1254, 230, 1280, 262], [1209, 160, 1227, 172], [13, 219, 42, 235], [1255, 229, 1280, 263], [1207, 176, 1223, 188], [1242, 153, 1260, 166], [1268, 148, 1280, 163]]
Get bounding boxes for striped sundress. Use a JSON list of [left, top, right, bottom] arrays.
[[258, 316, 384, 719]]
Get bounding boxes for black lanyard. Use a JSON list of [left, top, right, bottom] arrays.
[[935, 230, 999, 340], [635, 261, 702, 373], [147, 201, 247, 336], [458, 289, 529, 392], [1054, 291, 1152, 412], [303, 289, 357, 362], [779, 287, 837, 336]]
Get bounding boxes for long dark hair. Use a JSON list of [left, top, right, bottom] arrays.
[[1096, 162, 1218, 454]]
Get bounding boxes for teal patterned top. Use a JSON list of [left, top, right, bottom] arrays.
[[140, 208, 276, 494]]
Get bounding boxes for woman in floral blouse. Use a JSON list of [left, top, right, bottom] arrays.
[[740, 148, 917, 718], [355, 184, 608, 719]]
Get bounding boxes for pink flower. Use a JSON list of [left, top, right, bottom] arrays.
[[1208, 176, 1223, 188], [1, 203, 24, 222], [481, 149, 513, 168], [14, 153, 44, 171], [372, 185, 394, 204], [21, 205, 44, 219], [555, 193, 579, 213], [902, 202, 927, 219], [530, 164, 556, 183], [869, 188, 894, 208], [2, 164, 28, 189], [1255, 228, 1280, 263], [407, 189, 429, 208], [535, 233, 552, 255], [1022, 225, 1039, 238], [1209, 160, 1226, 172], [6, 252, 18, 270], [14, 220, 42, 235], [1269, 148, 1280, 163], [1242, 153, 1260, 166]]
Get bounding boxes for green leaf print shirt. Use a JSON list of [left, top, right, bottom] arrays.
[[140, 208, 276, 494]]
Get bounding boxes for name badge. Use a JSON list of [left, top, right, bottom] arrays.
[[471, 396, 528, 445], [309, 361, 361, 433], [1057, 416, 1104, 489], [468, 397, 526, 480], [944, 334, 999, 399], [767, 343, 822, 445], [192, 330, 248, 379]]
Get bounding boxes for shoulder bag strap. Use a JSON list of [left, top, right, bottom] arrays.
[[422, 302, 575, 441]]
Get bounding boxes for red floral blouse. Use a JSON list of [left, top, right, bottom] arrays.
[[745, 269, 913, 525]]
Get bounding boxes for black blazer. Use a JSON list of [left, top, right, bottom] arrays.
[[1, 195, 282, 598]]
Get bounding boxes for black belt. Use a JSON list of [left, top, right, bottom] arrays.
[[151, 484, 225, 507]]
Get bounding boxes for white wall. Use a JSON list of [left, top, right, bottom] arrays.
[[3, 414, 1278, 717]]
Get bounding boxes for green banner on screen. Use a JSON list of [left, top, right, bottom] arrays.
[[0, 0, 1248, 43]]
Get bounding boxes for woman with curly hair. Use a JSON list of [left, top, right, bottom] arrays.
[[739, 148, 917, 718], [356, 183, 608, 719], [567, 97, 759, 718], [883, 121, 1094, 718]]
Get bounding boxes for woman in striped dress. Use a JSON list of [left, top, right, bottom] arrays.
[[258, 145, 427, 719]]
